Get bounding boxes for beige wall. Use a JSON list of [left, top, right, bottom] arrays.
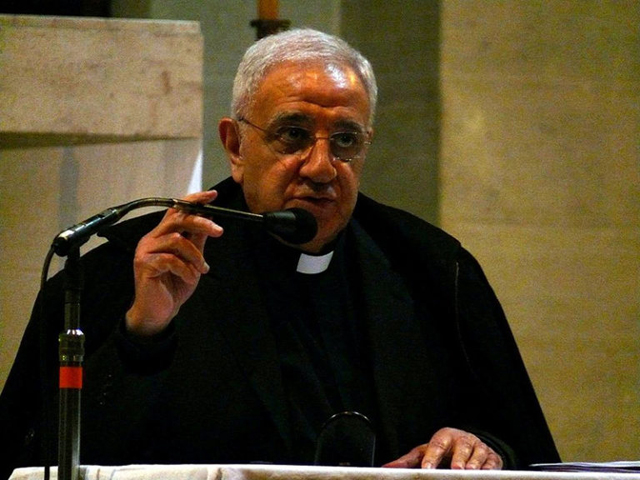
[[0, 15, 203, 395], [439, 0, 639, 462], [1, 0, 638, 465], [0, 140, 202, 369]]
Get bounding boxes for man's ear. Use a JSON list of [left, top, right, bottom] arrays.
[[219, 117, 244, 184]]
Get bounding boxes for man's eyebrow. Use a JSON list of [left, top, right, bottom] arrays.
[[333, 119, 366, 133], [269, 112, 313, 127], [269, 113, 366, 133]]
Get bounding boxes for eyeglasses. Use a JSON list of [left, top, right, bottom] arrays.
[[238, 118, 371, 163]]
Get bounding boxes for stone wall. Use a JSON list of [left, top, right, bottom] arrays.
[[439, 0, 639, 462]]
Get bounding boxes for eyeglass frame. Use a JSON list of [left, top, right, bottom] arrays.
[[237, 117, 372, 163]]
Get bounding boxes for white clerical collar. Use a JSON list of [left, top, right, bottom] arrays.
[[296, 251, 334, 275]]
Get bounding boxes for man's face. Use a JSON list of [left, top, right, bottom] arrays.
[[226, 61, 372, 253]]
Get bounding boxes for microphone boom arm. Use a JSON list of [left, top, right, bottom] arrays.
[[51, 197, 316, 257]]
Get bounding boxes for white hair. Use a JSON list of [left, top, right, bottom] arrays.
[[231, 28, 378, 126]]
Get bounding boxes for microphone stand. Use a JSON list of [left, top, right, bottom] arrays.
[[46, 196, 316, 480], [57, 247, 84, 480]]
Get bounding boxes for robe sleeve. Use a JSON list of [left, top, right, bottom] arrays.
[[454, 247, 561, 468]]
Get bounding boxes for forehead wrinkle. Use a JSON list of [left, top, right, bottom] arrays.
[[253, 62, 370, 131]]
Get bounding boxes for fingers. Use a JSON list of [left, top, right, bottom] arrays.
[[381, 448, 423, 468], [140, 231, 211, 277], [425, 428, 503, 470], [137, 235, 208, 282], [420, 429, 454, 469], [447, 431, 475, 469], [152, 190, 224, 240], [382, 428, 504, 471], [127, 190, 225, 335], [449, 435, 502, 470], [476, 446, 503, 470], [139, 191, 223, 277]]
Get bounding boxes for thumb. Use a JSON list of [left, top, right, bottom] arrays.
[[382, 448, 423, 468]]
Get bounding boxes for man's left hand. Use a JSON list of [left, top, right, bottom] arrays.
[[382, 427, 503, 470]]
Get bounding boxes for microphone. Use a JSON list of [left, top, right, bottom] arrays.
[[51, 197, 318, 256], [262, 208, 318, 245], [171, 200, 317, 245], [314, 411, 376, 467], [52, 206, 129, 257]]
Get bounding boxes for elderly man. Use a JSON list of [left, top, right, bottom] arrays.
[[0, 29, 559, 478]]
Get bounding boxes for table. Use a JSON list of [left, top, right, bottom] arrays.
[[9, 464, 640, 480]]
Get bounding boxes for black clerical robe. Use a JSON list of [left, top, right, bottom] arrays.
[[252, 227, 378, 462], [0, 177, 560, 478]]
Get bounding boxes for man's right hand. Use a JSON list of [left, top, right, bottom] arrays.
[[125, 190, 224, 336]]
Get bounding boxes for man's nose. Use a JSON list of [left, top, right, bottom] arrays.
[[299, 138, 337, 183]]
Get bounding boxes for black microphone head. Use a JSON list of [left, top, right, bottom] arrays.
[[314, 411, 376, 467], [262, 208, 318, 244]]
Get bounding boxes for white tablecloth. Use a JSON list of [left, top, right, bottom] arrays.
[[9, 464, 640, 480]]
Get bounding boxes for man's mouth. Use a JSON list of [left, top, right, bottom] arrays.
[[291, 195, 336, 212]]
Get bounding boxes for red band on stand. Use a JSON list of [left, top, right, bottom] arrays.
[[59, 366, 83, 389]]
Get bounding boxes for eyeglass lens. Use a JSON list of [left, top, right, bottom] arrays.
[[273, 127, 366, 161], [242, 119, 368, 162]]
